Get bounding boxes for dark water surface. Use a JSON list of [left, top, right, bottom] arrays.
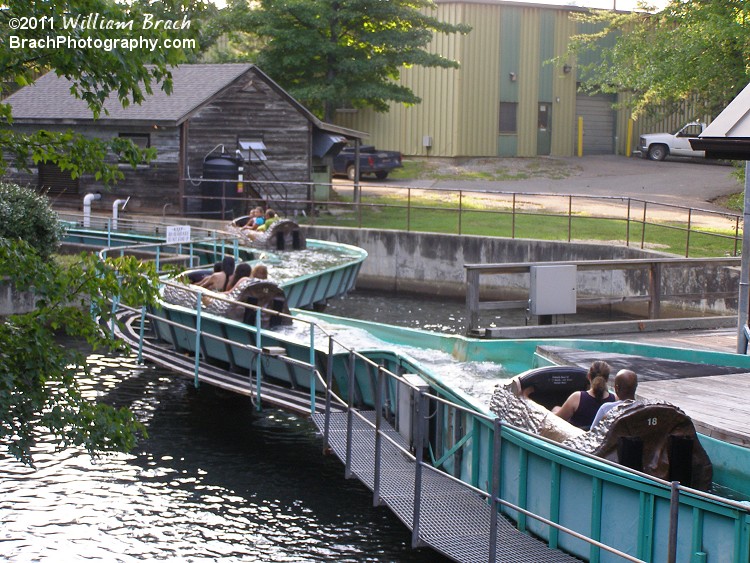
[[323, 288, 640, 334], [0, 349, 449, 562]]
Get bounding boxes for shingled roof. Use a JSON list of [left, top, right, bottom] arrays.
[[5, 64, 258, 125], [4, 63, 366, 139]]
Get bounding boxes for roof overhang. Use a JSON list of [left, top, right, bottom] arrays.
[[690, 138, 750, 160], [691, 82, 750, 159], [9, 118, 177, 128]]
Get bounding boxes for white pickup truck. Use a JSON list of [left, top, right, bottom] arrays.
[[638, 122, 707, 161]]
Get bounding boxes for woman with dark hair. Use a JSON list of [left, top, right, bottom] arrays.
[[193, 257, 235, 291], [552, 360, 615, 430], [224, 262, 252, 292]]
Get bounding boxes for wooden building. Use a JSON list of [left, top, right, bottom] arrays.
[[4, 64, 364, 217], [332, 1, 693, 159]]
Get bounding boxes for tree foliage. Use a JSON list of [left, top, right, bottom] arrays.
[[220, 0, 470, 121], [0, 0, 208, 184], [569, 0, 750, 119], [0, 182, 64, 259], [0, 0, 200, 464], [0, 237, 161, 466]]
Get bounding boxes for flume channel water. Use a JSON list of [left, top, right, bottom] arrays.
[[0, 344, 450, 562]]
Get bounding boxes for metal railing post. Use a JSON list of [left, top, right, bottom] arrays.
[[344, 351, 356, 479], [107, 218, 112, 248], [373, 366, 384, 507], [568, 195, 573, 242], [255, 308, 263, 411], [323, 336, 334, 447], [512, 193, 516, 239], [137, 305, 147, 364], [489, 417, 502, 562], [411, 390, 426, 548], [407, 188, 412, 232], [641, 202, 648, 249], [458, 191, 463, 235], [362, 192, 368, 229], [193, 292, 202, 388], [309, 324, 316, 414], [685, 208, 692, 258], [734, 216, 740, 257], [626, 198, 632, 246], [667, 481, 680, 563]]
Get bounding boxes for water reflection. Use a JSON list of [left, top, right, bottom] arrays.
[[0, 348, 449, 562], [323, 288, 644, 335]]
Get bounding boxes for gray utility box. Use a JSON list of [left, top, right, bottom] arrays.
[[530, 265, 577, 315], [397, 373, 430, 451]]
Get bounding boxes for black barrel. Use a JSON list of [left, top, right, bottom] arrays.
[[202, 156, 242, 219]]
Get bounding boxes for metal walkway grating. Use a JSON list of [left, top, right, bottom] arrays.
[[312, 411, 581, 563]]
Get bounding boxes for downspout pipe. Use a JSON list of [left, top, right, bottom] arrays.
[[112, 197, 131, 231], [83, 192, 102, 228]]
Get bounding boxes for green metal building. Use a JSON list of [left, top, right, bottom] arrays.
[[333, 1, 664, 158]]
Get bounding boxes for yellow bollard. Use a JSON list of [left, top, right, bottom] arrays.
[[626, 118, 634, 157]]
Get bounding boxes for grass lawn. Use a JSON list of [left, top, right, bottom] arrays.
[[303, 192, 740, 258]]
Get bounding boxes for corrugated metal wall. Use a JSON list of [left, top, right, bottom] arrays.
[[333, 2, 634, 158], [455, 3, 501, 156], [498, 7, 521, 156], [552, 11, 577, 156], [516, 8, 539, 156], [335, 3, 465, 156]]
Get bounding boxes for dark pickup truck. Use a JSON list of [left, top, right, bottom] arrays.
[[332, 145, 403, 181]]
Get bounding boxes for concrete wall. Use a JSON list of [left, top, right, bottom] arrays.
[[0, 279, 36, 316], [301, 227, 739, 314]]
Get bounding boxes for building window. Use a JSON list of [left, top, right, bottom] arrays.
[[238, 139, 267, 163], [499, 102, 517, 134], [38, 162, 79, 196], [118, 133, 151, 163]]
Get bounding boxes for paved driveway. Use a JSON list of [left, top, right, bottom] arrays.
[[335, 155, 740, 213]]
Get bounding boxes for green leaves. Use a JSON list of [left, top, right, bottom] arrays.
[[0, 1, 210, 465], [570, 0, 750, 119], [0, 237, 160, 466], [223, 0, 469, 120], [0, 182, 64, 259], [0, 0, 208, 186]]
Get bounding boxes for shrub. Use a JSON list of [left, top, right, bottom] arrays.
[[0, 182, 63, 259]]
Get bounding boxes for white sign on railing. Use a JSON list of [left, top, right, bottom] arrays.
[[166, 225, 191, 244]]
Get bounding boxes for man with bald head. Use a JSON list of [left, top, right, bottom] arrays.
[[590, 369, 638, 428]]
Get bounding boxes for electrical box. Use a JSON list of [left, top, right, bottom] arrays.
[[397, 373, 430, 450], [530, 265, 577, 315], [422, 135, 433, 148]]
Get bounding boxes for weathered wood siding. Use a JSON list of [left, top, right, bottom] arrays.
[[4, 68, 315, 216], [184, 68, 312, 216], [4, 123, 181, 215]]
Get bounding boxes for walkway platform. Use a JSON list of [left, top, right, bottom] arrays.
[[537, 344, 750, 447], [311, 410, 580, 563]]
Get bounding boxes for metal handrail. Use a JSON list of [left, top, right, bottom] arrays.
[[464, 257, 741, 333], [224, 179, 742, 258]]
